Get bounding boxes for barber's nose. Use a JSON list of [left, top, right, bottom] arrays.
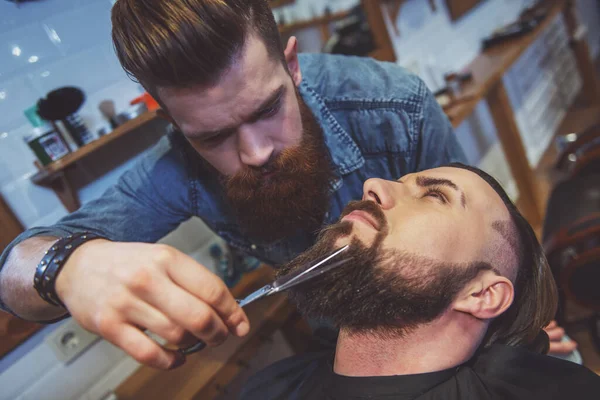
[[362, 178, 394, 209], [238, 125, 274, 167]]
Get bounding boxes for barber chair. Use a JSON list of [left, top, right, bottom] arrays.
[[543, 121, 600, 353]]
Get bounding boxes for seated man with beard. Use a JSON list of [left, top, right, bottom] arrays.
[[240, 163, 600, 400]]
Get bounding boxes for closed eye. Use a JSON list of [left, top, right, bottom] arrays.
[[258, 99, 282, 120], [423, 187, 448, 204]]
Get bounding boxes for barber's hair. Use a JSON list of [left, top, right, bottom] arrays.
[[111, 0, 284, 96], [447, 163, 557, 353]]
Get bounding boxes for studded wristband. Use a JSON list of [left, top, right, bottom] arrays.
[[33, 232, 102, 308]]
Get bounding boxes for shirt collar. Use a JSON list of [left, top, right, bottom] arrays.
[[299, 80, 364, 176]]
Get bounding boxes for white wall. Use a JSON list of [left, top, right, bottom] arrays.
[[0, 0, 144, 229]]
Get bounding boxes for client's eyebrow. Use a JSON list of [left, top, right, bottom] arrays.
[[416, 176, 467, 208]]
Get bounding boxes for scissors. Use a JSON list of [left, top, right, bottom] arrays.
[[179, 244, 351, 355]]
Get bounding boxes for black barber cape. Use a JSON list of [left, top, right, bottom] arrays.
[[240, 344, 600, 399]]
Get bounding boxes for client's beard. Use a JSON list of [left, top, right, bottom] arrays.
[[278, 200, 493, 335], [223, 92, 334, 244]]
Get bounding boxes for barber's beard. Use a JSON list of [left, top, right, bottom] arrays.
[[223, 93, 334, 244], [278, 200, 492, 335]]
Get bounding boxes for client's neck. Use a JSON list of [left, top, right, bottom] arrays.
[[334, 312, 485, 377]]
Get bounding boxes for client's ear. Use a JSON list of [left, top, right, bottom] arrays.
[[452, 271, 514, 320]]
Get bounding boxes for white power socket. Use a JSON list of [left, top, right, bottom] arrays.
[[45, 319, 101, 364]]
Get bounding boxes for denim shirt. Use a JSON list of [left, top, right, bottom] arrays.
[[0, 54, 465, 311]]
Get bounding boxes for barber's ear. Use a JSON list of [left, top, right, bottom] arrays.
[[452, 272, 514, 320], [284, 36, 302, 86]]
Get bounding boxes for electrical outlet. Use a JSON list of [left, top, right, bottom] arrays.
[[45, 319, 100, 364]]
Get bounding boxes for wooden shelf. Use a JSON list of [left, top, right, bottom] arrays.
[[31, 110, 160, 186], [444, 0, 567, 128], [269, 0, 295, 9], [440, 0, 600, 229]]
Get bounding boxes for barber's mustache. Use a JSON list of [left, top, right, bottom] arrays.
[[226, 144, 314, 185], [339, 200, 387, 232]]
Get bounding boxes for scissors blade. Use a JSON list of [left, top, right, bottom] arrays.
[[275, 256, 352, 293], [236, 284, 274, 308], [272, 244, 350, 293]]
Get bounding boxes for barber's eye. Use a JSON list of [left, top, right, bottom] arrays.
[[261, 101, 281, 119], [424, 188, 447, 204], [202, 136, 222, 145], [200, 134, 228, 148]]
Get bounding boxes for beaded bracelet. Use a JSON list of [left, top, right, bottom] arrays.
[[33, 232, 102, 308]]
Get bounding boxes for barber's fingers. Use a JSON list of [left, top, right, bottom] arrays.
[[548, 339, 578, 356], [123, 299, 199, 348], [97, 312, 183, 370], [141, 279, 232, 347], [165, 252, 250, 337]]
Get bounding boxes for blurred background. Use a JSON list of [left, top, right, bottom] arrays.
[[1, 0, 600, 399]]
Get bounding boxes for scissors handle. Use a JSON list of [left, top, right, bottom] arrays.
[[179, 340, 207, 355]]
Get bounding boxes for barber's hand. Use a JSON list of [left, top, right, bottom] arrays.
[[54, 239, 250, 370], [544, 320, 578, 356]]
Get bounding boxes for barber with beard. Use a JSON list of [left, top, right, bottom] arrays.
[[0, 0, 576, 371]]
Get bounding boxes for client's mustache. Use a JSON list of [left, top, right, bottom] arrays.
[[339, 200, 388, 231]]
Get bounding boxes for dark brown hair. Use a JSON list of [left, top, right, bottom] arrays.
[[448, 163, 558, 353], [111, 0, 285, 95]]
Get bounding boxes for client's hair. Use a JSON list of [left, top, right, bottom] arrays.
[[448, 163, 558, 353]]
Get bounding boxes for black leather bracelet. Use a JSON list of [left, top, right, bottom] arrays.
[[33, 232, 103, 308]]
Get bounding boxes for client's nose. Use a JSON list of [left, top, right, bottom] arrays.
[[362, 178, 394, 209]]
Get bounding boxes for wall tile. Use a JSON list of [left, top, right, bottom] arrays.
[[28, 44, 123, 99], [0, 0, 102, 35], [0, 175, 66, 229], [0, 22, 61, 80], [0, 123, 39, 187], [0, 75, 42, 131], [41, 1, 112, 57]]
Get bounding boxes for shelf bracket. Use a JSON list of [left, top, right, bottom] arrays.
[[39, 169, 81, 213]]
